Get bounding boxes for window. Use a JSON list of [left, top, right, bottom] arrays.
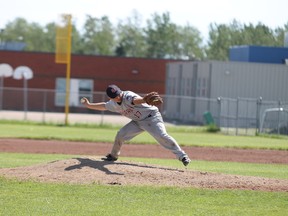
[[181, 79, 185, 95], [186, 78, 192, 96], [78, 79, 93, 102], [196, 77, 208, 97], [167, 77, 177, 95], [55, 78, 93, 106]]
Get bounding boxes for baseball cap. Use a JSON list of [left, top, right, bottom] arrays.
[[106, 84, 122, 98]]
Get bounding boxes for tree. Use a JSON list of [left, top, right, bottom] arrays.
[[40, 22, 56, 52], [1, 16, 287, 60], [1, 18, 81, 53], [177, 24, 205, 60], [45, 21, 87, 54], [115, 10, 147, 57], [80, 15, 115, 55], [274, 23, 288, 47], [206, 23, 232, 60], [205, 20, 286, 60], [2, 18, 45, 51], [144, 12, 179, 58], [241, 23, 279, 46], [144, 12, 204, 59]]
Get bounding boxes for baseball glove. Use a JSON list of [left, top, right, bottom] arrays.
[[143, 92, 163, 106]]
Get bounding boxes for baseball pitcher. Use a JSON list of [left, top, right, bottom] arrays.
[[81, 84, 191, 166]]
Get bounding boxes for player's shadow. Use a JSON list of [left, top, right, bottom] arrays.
[[64, 158, 182, 175], [64, 158, 124, 175]]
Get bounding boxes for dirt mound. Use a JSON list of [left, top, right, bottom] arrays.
[[1, 139, 288, 192], [0, 157, 287, 192]]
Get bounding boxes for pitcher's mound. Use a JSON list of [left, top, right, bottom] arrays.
[[0, 157, 287, 192]]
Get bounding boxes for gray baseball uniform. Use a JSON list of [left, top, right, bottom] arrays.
[[105, 90, 189, 161]]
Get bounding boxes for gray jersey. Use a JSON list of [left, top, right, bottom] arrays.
[[105, 91, 158, 121]]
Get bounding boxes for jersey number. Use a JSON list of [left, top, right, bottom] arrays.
[[134, 111, 142, 119]]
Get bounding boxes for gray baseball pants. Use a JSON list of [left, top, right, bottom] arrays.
[[110, 111, 188, 160]]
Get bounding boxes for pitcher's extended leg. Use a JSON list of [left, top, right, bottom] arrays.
[[140, 113, 189, 161], [110, 121, 143, 157]]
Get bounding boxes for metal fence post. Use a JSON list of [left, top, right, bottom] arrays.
[[100, 93, 105, 125], [23, 79, 28, 120], [277, 100, 281, 135], [0, 78, 3, 110], [256, 97, 262, 134], [236, 97, 239, 135], [217, 97, 221, 128], [245, 99, 249, 135], [42, 90, 47, 123]]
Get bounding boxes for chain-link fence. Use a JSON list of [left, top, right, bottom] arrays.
[[160, 95, 288, 136], [0, 87, 287, 137], [258, 99, 288, 136]]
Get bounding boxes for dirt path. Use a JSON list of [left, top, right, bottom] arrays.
[[0, 138, 287, 164], [0, 138, 287, 192]]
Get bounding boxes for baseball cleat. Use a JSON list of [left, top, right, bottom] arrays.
[[181, 156, 191, 166], [102, 154, 118, 161]]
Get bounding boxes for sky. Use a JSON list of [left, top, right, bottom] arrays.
[[0, 0, 287, 41]]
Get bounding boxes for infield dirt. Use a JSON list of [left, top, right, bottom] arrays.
[[0, 138, 287, 192]]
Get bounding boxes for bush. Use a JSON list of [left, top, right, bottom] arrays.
[[205, 124, 220, 133]]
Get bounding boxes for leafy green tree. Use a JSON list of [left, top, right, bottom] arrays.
[[41, 21, 91, 54], [1, 16, 287, 61], [70, 25, 83, 54], [40, 22, 56, 52], [2, 18, 45, 51], [274, 23, 288, 47], [177, 24, 205, 60], [145, 12, 179, 58], [206, 20, 286, 60], [145, 12, 204, 59], [241, 23, 279, 46], [1, 18, 79, 53], [206, 23, 232, 60], [80, 15, 115, 55], [115, 10, 147, 57]]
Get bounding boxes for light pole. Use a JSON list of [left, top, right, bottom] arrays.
[[0, 63, 13, 110], [0, 29, 4, 49], [13, 66, 33, 120]]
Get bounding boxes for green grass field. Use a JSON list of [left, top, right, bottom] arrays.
[[0, 120, 287, 150], [1, 177, 287, 216], [0, 153, 288, 216], [0, 121, 287, 215]]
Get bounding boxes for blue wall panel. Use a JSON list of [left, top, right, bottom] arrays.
[[229, 46, 288, 64]]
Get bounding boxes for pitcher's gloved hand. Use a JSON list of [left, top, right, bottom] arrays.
[[143, 92, 163, 106]]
